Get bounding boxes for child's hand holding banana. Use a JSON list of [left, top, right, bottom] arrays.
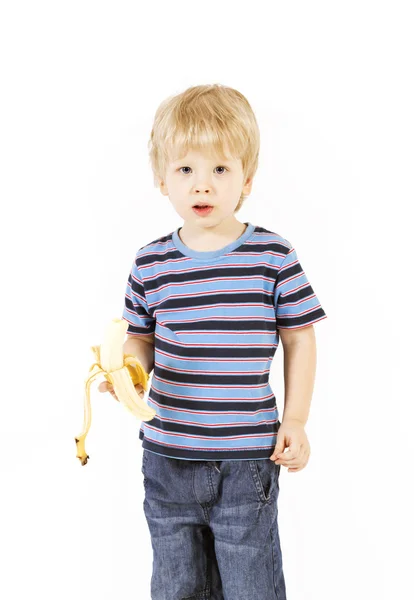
[[75, 318, 156, 466], [98, 380, 145, 402]]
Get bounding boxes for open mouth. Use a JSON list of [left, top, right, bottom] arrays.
[[192, 204, 214, 216]]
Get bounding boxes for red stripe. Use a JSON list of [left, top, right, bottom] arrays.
[[153, 375, 272, 390], [155, 347, 274, 363], [155, 331, 276, 347], [156, 301, 274, 316], [153, 361, 270, 376], [150, 383, 276, 402]]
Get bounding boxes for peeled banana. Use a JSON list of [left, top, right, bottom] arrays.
[[75, 318, 156, 466]]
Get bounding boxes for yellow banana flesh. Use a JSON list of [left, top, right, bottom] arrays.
[[75, 318, 156, 466]]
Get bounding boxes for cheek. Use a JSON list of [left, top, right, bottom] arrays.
[[221, 180, 238, 194], [169, 196, 190, 216], [171, 177, 189, 190]]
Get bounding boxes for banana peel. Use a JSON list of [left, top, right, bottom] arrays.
[[75, 318, 156, 466]]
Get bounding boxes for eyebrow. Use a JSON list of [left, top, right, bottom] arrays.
[[171, 157, 233, 165]]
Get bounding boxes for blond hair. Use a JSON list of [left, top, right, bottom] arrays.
[[148, 84, 260, 213]]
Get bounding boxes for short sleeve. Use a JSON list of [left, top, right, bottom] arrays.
[[122, 257, 156, 336], [274, 246, 327, 330]]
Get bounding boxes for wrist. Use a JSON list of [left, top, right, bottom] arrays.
[[282, 416, 307, 426]]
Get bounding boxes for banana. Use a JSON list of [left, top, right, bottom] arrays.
[[75, 318, 156, 466]]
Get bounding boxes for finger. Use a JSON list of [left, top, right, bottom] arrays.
[[281, 458, 304, 467], [278, 450, 308, 468], [277, 444, 301, 460], [279, 458, 302, 469], [106, 384, 118, 400], [275, 450, 297, 462], [276, 455, 297, 464], [100, 380, 114, 391], [109, 388, 119, 402], [276, 446, 305, 464]]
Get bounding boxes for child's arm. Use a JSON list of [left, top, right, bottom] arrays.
[[278, 325, 316, 425], [123, 334, 155, 376]]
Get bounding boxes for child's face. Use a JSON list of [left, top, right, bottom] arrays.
[[159, 147, 253, 226]]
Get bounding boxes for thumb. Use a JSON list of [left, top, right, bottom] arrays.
[[98, 381, 112, 393], [270, 436, 285, 460]]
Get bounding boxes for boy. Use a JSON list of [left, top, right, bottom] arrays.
[[99, 84, 327, 600]]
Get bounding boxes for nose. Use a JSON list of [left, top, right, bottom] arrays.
[[193, 174, 212, 195]]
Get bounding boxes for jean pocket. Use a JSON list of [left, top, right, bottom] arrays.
[[249, 459, 279, 504]]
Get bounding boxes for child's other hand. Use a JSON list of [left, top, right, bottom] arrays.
[[98, 380, 145, 402], [269, 418, 310, 472]]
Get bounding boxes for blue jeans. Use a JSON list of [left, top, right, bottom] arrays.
[[142, 449, 287, 600]]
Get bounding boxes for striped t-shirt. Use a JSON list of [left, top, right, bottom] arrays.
[[121, 221, 327, 461]]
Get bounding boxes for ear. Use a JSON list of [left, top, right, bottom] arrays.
[[159, 179, 169, 196], [242, 176, 253, 196]]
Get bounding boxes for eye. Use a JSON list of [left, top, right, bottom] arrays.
[[178, 166, 228, 175]]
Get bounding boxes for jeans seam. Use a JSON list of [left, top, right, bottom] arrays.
[[270, 523, 280, 600]]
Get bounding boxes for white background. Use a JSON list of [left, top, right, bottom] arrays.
[[1, 1, 413, 599]]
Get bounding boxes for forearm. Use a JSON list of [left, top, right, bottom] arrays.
[[123, 336, 155, 375], [281, 338, 317, 425]]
